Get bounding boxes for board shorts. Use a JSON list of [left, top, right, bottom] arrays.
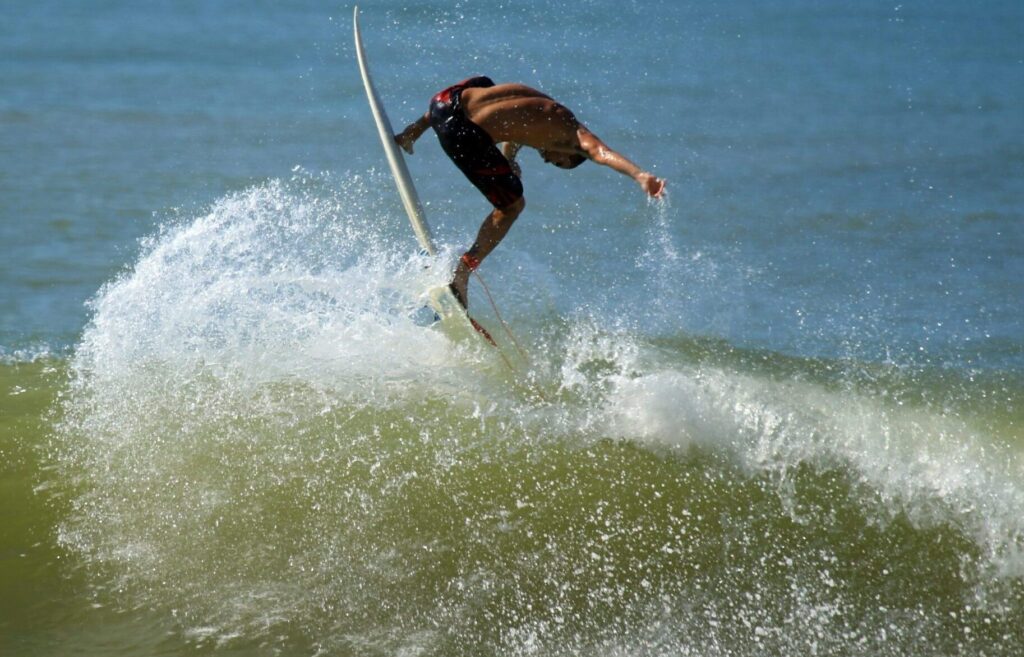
[[429, 76, 524, 209]]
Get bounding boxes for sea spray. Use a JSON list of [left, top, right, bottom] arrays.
[[50, 173, 1024, 655]]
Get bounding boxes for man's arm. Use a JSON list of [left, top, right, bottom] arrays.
[[395, 112, 430, 154], [502, 142, 522, 177], [577, 127, 665, 197]]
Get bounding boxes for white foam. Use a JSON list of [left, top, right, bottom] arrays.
[[585, 341, 1024, 580], [52, 172, 1023, 649], [72, 172, 492, 401]]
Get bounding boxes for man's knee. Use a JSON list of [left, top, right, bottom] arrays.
[[497, 196, 525, 220]]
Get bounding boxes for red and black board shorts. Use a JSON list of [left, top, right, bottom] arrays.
[[429, 76, 524, 209]]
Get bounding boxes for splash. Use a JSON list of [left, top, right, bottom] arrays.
[[52, 172, 1024, 655]]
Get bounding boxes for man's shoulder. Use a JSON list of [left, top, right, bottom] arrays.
[[467, 83, 551, 102]]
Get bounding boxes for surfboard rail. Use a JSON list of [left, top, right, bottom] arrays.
[[353, 6, 437, 257]]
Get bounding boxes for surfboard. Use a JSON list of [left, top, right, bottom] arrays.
[[352, 6, 436, 257], [353, 6, 500, 348]]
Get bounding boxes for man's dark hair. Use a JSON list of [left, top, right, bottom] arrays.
[[553, 153, 587, 169]]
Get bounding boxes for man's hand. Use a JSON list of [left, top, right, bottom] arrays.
[[502, 142, 522, 177], [637, 172, 666, 198], [395, 129, 416, 155], [395, 113, 430, 155]]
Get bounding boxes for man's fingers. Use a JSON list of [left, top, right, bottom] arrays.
[[639, 173, 665, 198]]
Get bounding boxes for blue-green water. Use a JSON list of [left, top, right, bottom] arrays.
[[2, 2, 1022, 655]]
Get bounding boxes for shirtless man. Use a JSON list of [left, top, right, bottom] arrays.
[[395, 76, 665, 308]]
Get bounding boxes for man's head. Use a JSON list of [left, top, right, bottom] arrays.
[[540, 150, 587, 169]]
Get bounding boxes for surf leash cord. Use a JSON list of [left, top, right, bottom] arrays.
[[471, 269, 529, 365]]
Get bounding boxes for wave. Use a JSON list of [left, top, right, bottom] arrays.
[[48, 172, 1024, 655]]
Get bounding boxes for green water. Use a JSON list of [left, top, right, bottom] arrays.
[[4, 352, 1022, 656]]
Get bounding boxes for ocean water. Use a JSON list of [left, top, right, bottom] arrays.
[[2, 1, 1022, 655]]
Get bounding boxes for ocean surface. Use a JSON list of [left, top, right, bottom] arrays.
[[2, 1, 1022, 655]]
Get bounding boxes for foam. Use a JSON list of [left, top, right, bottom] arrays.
[[52, 172, 1023, 651], [588, 341, 1024, 581]]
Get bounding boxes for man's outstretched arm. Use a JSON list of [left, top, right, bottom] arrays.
[[395, 112, 430, 154], [577, 127, 665, 197]]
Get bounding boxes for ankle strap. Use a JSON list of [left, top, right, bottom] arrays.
[[461, 253, 481, 272]]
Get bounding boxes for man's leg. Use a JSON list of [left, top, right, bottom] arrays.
[[450, 196, 526, 307]]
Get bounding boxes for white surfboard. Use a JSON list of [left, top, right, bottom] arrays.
[[353, 6, 436, 257], [353, 6, 504, 351]]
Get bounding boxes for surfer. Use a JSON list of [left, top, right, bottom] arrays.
[[395, 76, 665, 308]]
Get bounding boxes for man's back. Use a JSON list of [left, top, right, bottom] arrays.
[[459, 84, 581, 150]]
